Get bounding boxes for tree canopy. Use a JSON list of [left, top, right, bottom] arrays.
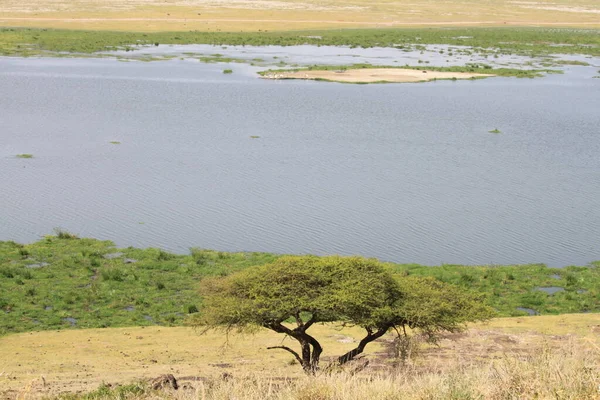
[[193, 255, 494, 373]]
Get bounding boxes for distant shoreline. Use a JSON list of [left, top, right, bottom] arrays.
[[1, 27, 599, 58]]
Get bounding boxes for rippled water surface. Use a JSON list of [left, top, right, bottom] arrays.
[[1, 55, 599, 267]]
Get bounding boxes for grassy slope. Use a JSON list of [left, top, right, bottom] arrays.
[[1, 235, 599, 336], [1, 314, 599, 398], [1, 27, 600, 57]]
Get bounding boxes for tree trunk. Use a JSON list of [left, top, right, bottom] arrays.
[[266, 321, 324, 375], [301, 340, 313, 373]]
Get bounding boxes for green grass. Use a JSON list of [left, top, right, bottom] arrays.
[[0, 235, 279, 336], [1, 234, 599, 336], [15, 153, 34, 158], [0, 27, 599, 57]]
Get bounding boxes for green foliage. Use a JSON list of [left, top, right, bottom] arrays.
[[395, 276, 493, 341], [195, 256, 406, 331], [186, 304, 199, 314], [223, 69, 233, 74], [15, 153, 33, 159], [54, 229, 79, 239]]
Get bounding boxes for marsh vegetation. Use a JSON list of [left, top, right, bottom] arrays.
[[1, 235, 598, 336], [1, 28, 599, 58]]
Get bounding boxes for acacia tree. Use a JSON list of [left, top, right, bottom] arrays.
[[193, 256, 493, 374]]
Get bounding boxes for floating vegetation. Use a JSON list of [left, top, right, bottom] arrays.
[[109, 141, 121, 144], [16, 153, 33, 158], [250, 135, 260, 139], [489, 128, 502, 134], [553, 60, 591, 66], [223, 69, 233, 74]]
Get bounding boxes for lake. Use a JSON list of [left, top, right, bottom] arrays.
[[1, 50, 599, 267]]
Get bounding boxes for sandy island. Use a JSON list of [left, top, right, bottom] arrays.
[[262, 68, 495, 83]]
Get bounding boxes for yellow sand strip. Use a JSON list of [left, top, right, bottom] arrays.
[[262, 68, 494, 83]]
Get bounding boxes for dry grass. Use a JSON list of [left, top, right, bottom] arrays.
[[0, 324, 385, 397], [1, 314, 599, 399], [1, 0, 600, 31], [111, 345, 600, 400], [11, 341, 600, 399]]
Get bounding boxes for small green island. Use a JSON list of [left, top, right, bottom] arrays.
[[260, 64, 559, 84]]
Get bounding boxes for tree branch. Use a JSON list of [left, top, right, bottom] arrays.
[[336, 325, 390, 366], [293, 312, 303, 329], [267, 346, 303, 365], [302, 313, 317, 331], [267, 321, 296, 337]]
